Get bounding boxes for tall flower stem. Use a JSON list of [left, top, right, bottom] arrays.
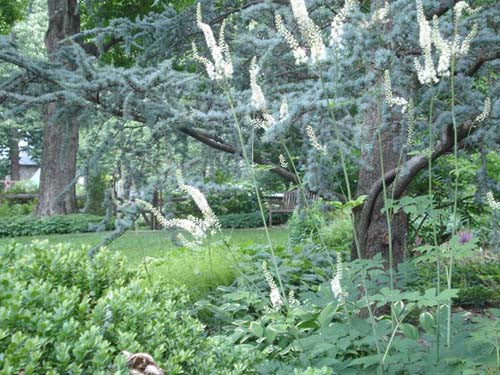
[[220, 82, 286, 300], [447, 55, 458, 348], [316, 64, 383, 370], [425, 89, 442, 361]]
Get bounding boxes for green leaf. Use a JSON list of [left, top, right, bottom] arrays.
[[249, 321, 264, 337], [419, 312, 435, 334], [400, 323, 419, 340], [317, 302, 337, 328]]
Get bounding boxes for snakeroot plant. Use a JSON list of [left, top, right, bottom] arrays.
[[137, 169, 220, 248]]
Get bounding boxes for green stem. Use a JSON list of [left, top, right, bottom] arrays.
[[221, 82, 286, 301], [447, 55, 458, 348], [426, 89, 441, 362], [316, 62, 383, 370]]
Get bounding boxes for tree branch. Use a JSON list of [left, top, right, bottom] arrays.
[[357, 120, 476, 251], [179, 126, 299, 183]]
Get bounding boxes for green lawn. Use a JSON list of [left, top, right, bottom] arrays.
[[0, 228, 288, 298]]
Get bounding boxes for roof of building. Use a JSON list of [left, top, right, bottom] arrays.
[[19, 151, 38, 166]]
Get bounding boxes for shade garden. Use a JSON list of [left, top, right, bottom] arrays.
[[0, 0, 499, 374]]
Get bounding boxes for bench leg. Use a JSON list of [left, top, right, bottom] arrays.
[[269, 210, 272, 227]]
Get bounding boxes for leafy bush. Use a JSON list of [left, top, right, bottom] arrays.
[[0, 213, 112, 238], [287, 202, 352, 251], [4, 180, 39, 194], [219, 211, 266, 228], [287, 204, 326, 247], [402, 260, 500, 308], [174, 185, 259, 217], [0, 242, 260, 374], [0, 202, 34, 217]]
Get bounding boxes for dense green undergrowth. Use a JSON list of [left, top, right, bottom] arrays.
[[0, 214, 111, 238], [0, 242, 259, 374]]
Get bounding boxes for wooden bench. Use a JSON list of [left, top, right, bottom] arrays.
[[266, 190, 318, 226]]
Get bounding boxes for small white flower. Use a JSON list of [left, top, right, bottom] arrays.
[[275, 14, 308, 65], [306, 125, 327, 154], [407, 99, 416, 145], [249, 57, 267, 111], [486, 192, 500, 210], [290, 0, 326, 63], [414, 0, 438, 85], [384, 70, 408, 113], [193, 3, 232, 80], [135, 169, 219, 248], [330, 0, 356, 49], [279, 154, 288, 169], [474, 98, 491, 124], [262, 261, 283, 310], [288, 290, 299, 306], [331, 252, 347, 301], [371, 2, 389, 24]]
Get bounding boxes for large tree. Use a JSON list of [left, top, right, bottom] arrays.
[[35, 0, 81, 216]]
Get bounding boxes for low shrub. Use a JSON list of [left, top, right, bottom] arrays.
[[0, 202, 35, 218], [173, 185, 259, 217], [402, 260, 500, 308], [0, 242, 260, 374], [0, 213, 112, 238], [219, 211, 266, 228], [4, 180, 39, 194], [287, 202, 352, 251]]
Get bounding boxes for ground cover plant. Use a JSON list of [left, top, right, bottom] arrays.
[[0, 241, 260, 374], [0, 0, 498, 374]]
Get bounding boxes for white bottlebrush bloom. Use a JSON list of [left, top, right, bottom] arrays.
[[262, 261, 283, 310], [384, 70, 408, 113], [194, 3, 232, 80], [432, 16, 452, 77], [458, 23, 478, 57], [262, 112, 276, 127], [288, 290, 299, 306], [135, 170, 220, 248], [306, 125, 327, 154], [218, 19, 233, 78], [275, 14, 309, 65], [474, 98, 491, 124], [330, 0, 356, 48], [371, 1, 389, 24], [279, 154, 288, 169], [407, 99, 416, 145], [176, 169, 220, 232], [192, 42, 217, 80], [249, 57, 267, 111], [450, 2, 478, 57], [279, 97, 289, 121], [414, 0, 438, 85], [331, 252, 347, 301], [290, 0, 326, 64], [486, 192, 500, 210]]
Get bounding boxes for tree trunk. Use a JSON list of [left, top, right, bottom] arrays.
[[8, 128, 20, 181], [37, 0, 80, 217], [353, 118, 408, 267]]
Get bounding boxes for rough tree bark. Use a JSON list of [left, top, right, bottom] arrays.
[[37, 0, 80, 216], [353, 117, 477, 266], [353, 118, 408, 266], [8, 128, 20, 181]]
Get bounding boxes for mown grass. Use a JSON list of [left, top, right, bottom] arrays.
[[0, 228, 288, 298]]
